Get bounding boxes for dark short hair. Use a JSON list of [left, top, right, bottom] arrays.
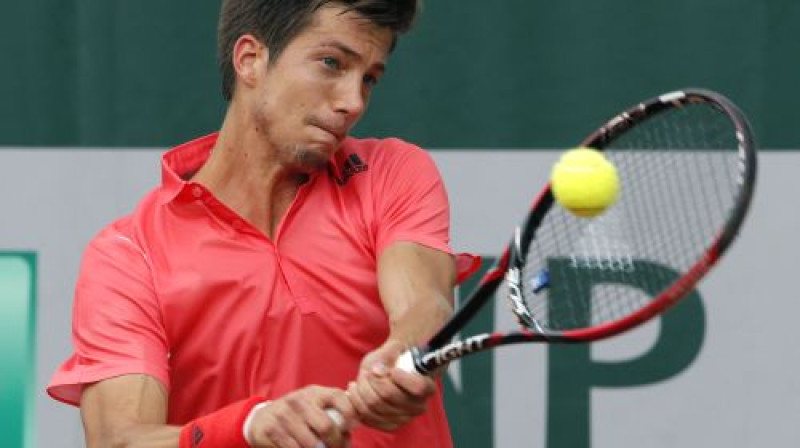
[[217, 0, 420, 102]]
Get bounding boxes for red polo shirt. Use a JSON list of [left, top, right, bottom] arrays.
[[48, 133, 462, 447]]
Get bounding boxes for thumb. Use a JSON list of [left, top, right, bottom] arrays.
[[360, 339, 408, 377]]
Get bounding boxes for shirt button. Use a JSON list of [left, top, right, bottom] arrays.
[[191, 186, 203, 198]]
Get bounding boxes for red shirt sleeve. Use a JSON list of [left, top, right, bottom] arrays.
[[47, 219, 169, 406], [371, 138, 453, 256]]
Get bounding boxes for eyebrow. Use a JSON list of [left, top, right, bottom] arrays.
[[319, 40, 387, 75]]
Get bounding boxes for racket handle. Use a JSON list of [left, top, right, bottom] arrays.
[[315, 349, 421, 447], [394, 349, 419, 374], [314, 409, 346, 448]]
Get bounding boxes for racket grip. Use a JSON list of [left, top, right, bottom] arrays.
[[394, 349, 419, 374], [314, 408, 345, 448], [315, 349, 421, 447]]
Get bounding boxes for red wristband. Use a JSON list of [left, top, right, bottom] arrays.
[[179, 396, 267, 448]]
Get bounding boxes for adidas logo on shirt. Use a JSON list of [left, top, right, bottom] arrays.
[[331, 153, 369, 185]]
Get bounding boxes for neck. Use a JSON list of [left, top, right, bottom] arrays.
[[191, 110, 309, 238]]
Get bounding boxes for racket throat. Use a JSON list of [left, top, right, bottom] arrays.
[[505, 266, 547, 334]]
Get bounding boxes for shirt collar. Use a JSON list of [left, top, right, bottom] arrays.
[[160, 133, 218, 204], [159, 132, 353, 203]]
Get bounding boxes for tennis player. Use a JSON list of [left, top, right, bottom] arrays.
[[47, 1, 475, 447]]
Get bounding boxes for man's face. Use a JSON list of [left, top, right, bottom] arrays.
[[248, 5, 393, 172]]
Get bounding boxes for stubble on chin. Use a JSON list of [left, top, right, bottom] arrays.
[[292, 144, 333, 173]]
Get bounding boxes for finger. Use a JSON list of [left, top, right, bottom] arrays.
[[305, 389, 356, 447], [307, 409, 348, 448], [312, 421, 352, 448], [346, 381, 396, 430], [389, 367, 437, 399], [326, 390, 359, 430], [358, 358, 391, 382], [358, 340, 406, 379], [370, 369, 431, 416], [358, 372, 409, 416], [273, 392, 345, 448], [274, 401, 323, 448], [348, 379, 417, 431], [254, 410, 305, 448], [264, 432, 302, 448]]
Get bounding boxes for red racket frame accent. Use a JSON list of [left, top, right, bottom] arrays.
[[407, 88, 757, 375]]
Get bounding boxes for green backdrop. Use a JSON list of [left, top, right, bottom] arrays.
[[1, 0, 798, 149], [0, 253, 36, 448]]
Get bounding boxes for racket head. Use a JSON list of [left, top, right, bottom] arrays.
[[407, 88, 757, 375], [506, 88, 757, 342]]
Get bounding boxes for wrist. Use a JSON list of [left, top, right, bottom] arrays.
[[242, 401, 271, 446], [179, 396, 266, 448]]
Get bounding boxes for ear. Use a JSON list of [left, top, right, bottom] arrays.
[[232, 34, 269, 92]]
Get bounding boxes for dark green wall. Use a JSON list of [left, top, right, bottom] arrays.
[[1, 0, 798, 148]]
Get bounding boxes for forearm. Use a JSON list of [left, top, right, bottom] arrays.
[[81, 375, 181, 448], [385, 288, 452, 346], [86, 424, 181, 448], [377, 242, 456, 347]]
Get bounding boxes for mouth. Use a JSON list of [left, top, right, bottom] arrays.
[[310, 119, 347, 143]]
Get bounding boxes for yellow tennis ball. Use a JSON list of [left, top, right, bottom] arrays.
[[551, 147, 619, 218]]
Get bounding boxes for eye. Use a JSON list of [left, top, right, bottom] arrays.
[[322, 56, 340, 70], [363, 74, 379, 89]]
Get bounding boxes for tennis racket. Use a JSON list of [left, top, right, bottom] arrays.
[[397, 87, 757, 373], [319, 88, 757, 444]]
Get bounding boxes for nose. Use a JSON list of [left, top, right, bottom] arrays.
[[333, 75, 367, 122]]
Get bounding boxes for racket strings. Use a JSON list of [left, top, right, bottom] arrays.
[[521, 103, 743, 331]]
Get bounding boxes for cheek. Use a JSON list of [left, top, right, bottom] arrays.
[[254, 98, 306, 141], [276, 93, 315, 130], [253, 77, 320, 135], [251, 97, 274, 136]]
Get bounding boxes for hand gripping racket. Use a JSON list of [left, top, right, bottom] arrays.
[[320, 88, 757, 444]]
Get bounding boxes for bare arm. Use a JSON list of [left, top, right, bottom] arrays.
[[347, 241, 456, 430], [377, 241, 456, 345], [81, 374, 356, 448], [80, 374, 180, 448]]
